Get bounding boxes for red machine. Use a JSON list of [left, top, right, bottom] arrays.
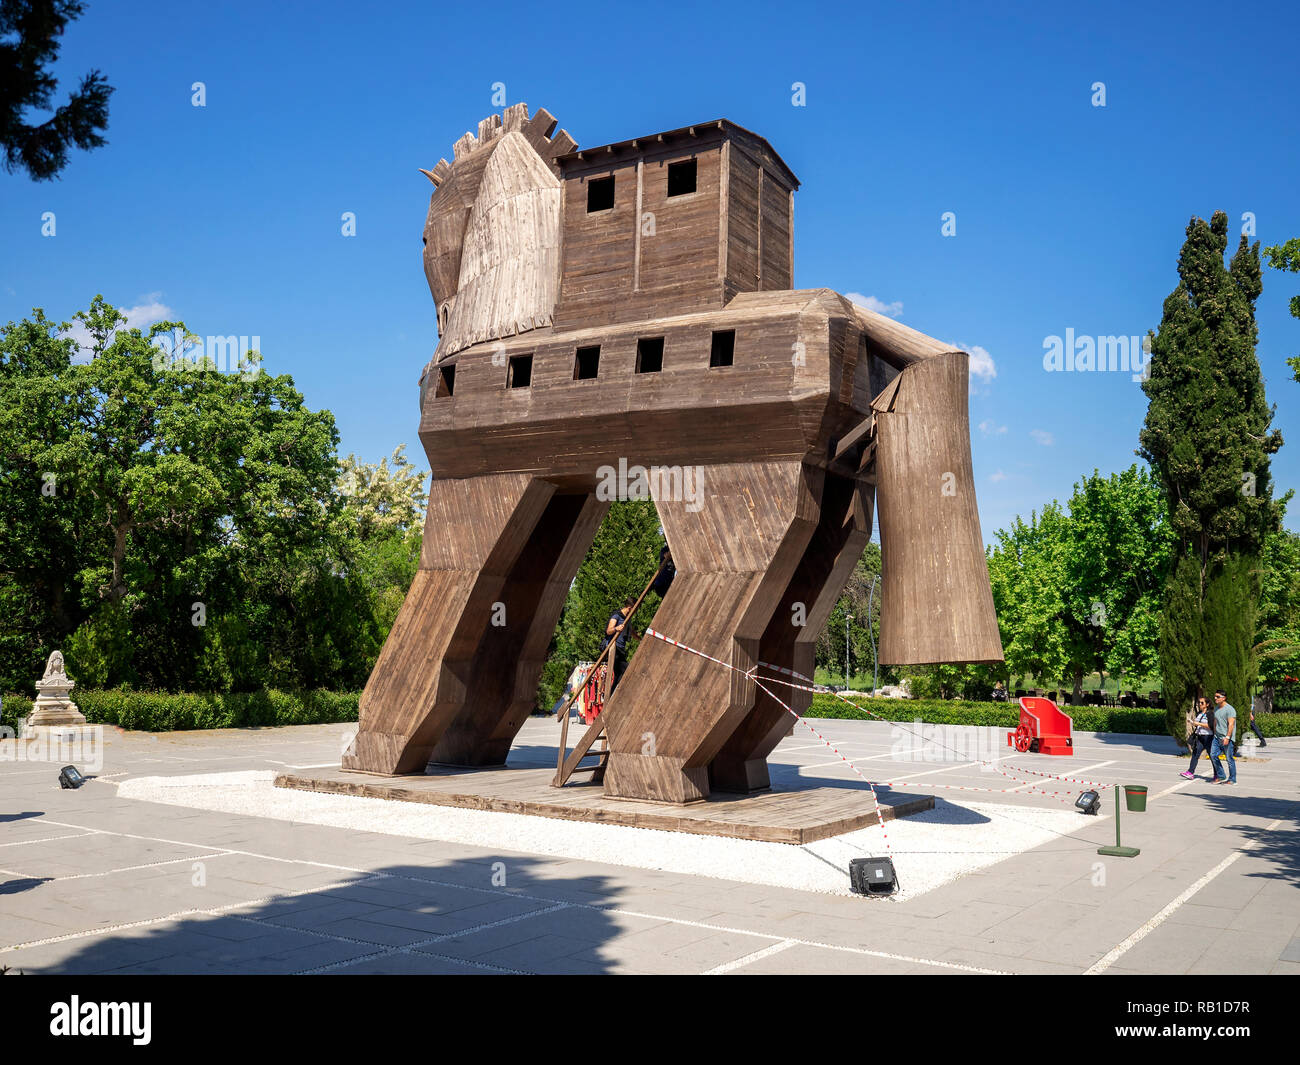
[[1007, 696, 1074, 755]]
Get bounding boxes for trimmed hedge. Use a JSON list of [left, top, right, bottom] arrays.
[[806, 693, 1300, 737], [4, 687, 1296, 739], [1, 694, 33, 733], [1, 689, 359, 733]]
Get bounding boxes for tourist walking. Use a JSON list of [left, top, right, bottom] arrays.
[[1248, 700, 1268, 748], [1181, 696, 1215, 779], [1210, 688, 1237, 785]]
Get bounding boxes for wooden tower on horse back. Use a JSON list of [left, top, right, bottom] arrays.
[[344, 103, 1004, 803]]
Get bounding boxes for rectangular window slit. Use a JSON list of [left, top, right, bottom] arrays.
[[636, 337, 664, 374], [507, 353, 533, 389], [667, 158, 697, 197], [710, 330, 735, 367], [574, 345, 600, 380], [586, 176, 614, 213], [436, 364, 455, 397]]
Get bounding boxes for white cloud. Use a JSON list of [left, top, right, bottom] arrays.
[[845, 292, 904, 318], [65, 293, 174, 359], [989, 469, 1008, 483], [122, 296, 173, 329], [962, 344, 996, 380], [944, 340, 996, 384], [1030, 429, 1054, 446], [978, 419, 1008, 436]]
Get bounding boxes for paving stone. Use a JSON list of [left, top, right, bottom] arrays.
[[324, 950, 491, 975], [302, 915, 438, 948], [726, 943, 957, 975], [3, 719, 1296, 975], [262, 898, 389, 929], [935, 949, 1073, 974]]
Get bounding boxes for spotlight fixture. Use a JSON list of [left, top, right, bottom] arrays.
[[849, 857, 899, 896], [1075, 790, 1100, 815], [58, 765, 86, 789]]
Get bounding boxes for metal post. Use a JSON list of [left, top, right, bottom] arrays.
[[1097, 784, 1140, 857], [867, 574, 879, 694], [845, 613, 853, 687]]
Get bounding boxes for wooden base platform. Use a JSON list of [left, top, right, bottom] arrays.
[[273, 764, 933, 845]]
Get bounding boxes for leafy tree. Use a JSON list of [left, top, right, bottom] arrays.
[[1262, 237, 1300, 383], [0, 0, 113, 180], [1254, 521, 1300, 711], [1062, 466, 1172, 689], [337, 445, 427, 542], [1, 306, 99, 688], [986, 504, 1075, 690], [983, 466, 1171, 703], [818, 543, 890, 687], [0, 297, 422, 694], [1139, 211, 1285, 743]]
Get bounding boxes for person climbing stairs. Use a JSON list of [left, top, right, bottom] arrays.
[[552, 546, 672, 787]]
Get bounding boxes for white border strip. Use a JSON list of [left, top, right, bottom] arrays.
[[1085, 818, 1282, 974]]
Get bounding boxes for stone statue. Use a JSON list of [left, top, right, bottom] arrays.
[[43, 650, 68, 681], [28, 649, 86, 728]]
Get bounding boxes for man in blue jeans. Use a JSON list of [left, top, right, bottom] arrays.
[[1210, 688, 1237, 785]]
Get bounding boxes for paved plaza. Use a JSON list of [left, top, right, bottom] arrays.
[[1, 717, 1296, 975]]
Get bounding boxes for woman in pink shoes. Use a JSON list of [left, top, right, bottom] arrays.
[[1181, 696, 1215, 779]]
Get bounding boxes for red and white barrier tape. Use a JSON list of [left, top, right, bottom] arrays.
[[749, 669, 1107, 802], [758, 660, 814, 683], [646, 627, 1106, 806], [646, 628, 892, 851]]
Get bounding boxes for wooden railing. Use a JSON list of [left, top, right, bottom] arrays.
[[553, 561, 666, 787]]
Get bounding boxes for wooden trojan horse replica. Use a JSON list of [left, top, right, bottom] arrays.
[[344, 104, 1004, 803]]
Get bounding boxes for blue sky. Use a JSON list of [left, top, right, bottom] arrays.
[[4, 0, 1298, 542]]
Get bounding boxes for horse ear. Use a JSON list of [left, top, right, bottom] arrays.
[[419, 159, 452, 188]]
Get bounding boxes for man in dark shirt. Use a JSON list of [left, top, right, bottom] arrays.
[[651, 544, 675, 597], [602, 595, 637, 693]]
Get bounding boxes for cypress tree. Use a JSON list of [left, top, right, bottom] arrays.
[[1138, 211, 1283, 745]]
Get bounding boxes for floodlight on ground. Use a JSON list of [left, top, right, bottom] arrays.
[[849, 856, 898, 896], [58, 765, 86, 789], [1075, 790, 1100, 815]]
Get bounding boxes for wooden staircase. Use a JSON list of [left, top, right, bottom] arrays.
[[554, 716, 610, 786], [552, 560, 666, 788]]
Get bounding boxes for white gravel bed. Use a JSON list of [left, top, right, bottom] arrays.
[[116, 771, 1090, 899]]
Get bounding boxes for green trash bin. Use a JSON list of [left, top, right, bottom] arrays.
[[1124, 785, 1148, 812]]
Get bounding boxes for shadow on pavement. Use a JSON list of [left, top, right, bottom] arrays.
[[23, 858, 623, 975], [1192, 792, 1300, 884], [0, 877, 52, 895]]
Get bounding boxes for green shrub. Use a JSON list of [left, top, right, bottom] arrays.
[[806, 694, 1300, 737], [7, 685, 1296, 740], [0, 689, 359, 732], [1, 694, 33, 733]]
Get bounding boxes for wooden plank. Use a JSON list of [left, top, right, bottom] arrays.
[[876, 353, 1003, 665], [275, 767, 933, 845]]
